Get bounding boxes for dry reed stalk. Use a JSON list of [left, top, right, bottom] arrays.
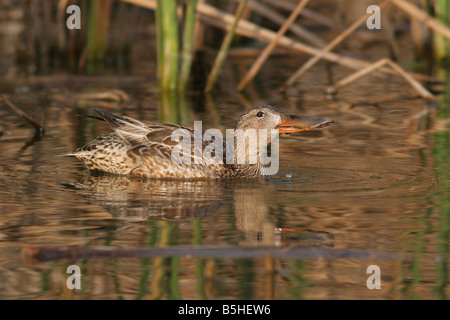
[[237, 0, 311, 91], [392, 0, 450, 40], [328, 58, 388, 93], [381, 5, 400, 59], [121, 0, 440, 84], [279, 0, 390, 93], [328, 58, 436, 101], [204, 0, 248, 93], [196, 3, 438, 83], [121, 0, 184, 16], [259, 0, 333, 28], [409, 8, 428, 58], [57, 0, 69, 51], [238, 0, 326, 48], [193, 0, 206, 51], [385, 59, 436, 100]]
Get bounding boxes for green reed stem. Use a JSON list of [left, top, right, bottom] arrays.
[[192, 217, 206, 299], [86, 0, 112, 64], [155, 1, 164, 87], [168, 223, 181, 300], [204, 0, 248, 93], [158, 92, 179, 124], [180, 0, 198, 91], [433, 0, 450, 60], [156, 0, 179, 92]]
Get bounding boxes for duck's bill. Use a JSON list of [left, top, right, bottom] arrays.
[[276, 115, 334, 134]]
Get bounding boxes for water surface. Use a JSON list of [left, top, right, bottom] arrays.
[[0, 57, 448, 300]]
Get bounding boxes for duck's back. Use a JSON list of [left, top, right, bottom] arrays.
[[65, 107, 236, 178]]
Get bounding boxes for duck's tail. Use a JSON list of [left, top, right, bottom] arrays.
[[91, 108, 150, 146], [58, 152, 77, 157]]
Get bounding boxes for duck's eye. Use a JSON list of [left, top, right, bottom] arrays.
[[256, 111, 264, 118]]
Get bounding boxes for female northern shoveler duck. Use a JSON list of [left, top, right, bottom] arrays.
[[64, 106, 333, 179]]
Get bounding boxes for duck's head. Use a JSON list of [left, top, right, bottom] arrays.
[[235, 105, 334, 134]]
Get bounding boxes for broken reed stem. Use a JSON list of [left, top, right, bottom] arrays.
[[197, 3, 439, 83], [279, 0, 390, 93], [193, 0, 206, 51], [328, 58, 436, 101], [385, 59, 436, 100], [237, 0, 310, 92], [204, 0, 248, 93], [328, 58, 389, 93], [179, 0, 198, 91], [121, 0, 441, 88]]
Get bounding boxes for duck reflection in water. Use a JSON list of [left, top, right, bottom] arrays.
[[61, 174, 332, 247]]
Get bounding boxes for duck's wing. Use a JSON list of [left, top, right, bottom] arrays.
[[92, 108, 190, 147], [92, 108, 229, 166]]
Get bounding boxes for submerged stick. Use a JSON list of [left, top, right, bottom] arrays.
[[328, 58, 436, 101], [1, 95, 44, 133], [204, 0, 248, 93], [237, 0, 310, 91], [22, 245, 403, 263], [279, 0, 390, 92]]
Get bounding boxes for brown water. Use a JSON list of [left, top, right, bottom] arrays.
[[0, 54, 449, 300]]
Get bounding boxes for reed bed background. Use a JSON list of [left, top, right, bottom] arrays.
[[4, 0, 450, 94]]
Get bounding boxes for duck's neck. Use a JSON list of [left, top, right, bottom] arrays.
[[230, 129, 270, 177]]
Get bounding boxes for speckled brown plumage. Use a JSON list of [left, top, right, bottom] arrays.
[[63, 106, 333, 179]]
